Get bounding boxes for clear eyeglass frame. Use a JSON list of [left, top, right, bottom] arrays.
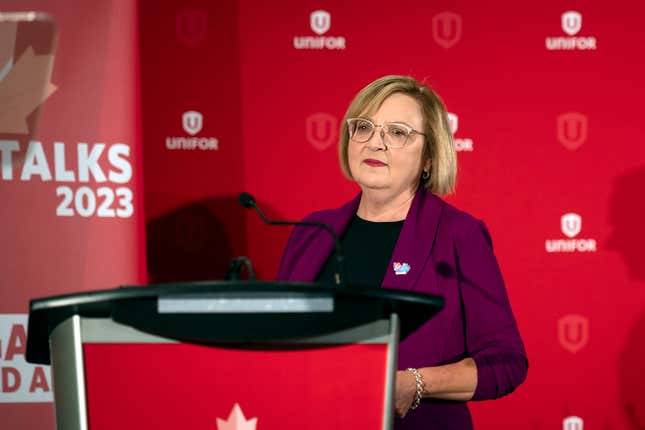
[[346, 117, 426, 148]]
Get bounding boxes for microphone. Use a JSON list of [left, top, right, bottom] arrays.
[[225, 256, 256, 281], [238, 192, 346, 287]]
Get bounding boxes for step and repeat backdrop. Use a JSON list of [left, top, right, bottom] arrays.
[[2, 0, 645, 429]]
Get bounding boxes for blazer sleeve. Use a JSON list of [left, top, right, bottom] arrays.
[[276, 225, 299, 281], [455, 219, 528, 400], [275, 212, 321, 281]]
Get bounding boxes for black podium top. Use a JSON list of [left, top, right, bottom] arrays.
[[26, 281, 444, 365]]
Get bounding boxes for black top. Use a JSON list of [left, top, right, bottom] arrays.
[[317, 214, 404, 287]]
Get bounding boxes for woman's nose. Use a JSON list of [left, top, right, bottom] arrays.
[[366, 128, 387, 150]]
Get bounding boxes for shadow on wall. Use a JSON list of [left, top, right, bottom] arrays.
[[244, 196, 294, 280], [607, 166, 645, 429], [146, 195, 247, 283]]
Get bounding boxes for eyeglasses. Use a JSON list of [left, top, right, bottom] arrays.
[[346, 117, 425, 148]]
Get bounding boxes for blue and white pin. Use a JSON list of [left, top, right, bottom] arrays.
[[393, 262, 411, 275]]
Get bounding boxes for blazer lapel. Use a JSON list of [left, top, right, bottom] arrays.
[[382, 188, 445, 290], [292, 194, 360, 282]]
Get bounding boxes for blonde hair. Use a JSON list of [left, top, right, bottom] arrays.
[[339, 75, 456, 195]]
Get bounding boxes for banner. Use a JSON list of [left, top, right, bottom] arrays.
[[0, 1, 146, 427]]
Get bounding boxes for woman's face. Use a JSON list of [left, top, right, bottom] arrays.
[[348, 93, 428, 196]]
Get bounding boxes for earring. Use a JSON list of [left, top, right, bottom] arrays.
[[422, 170, 430, 180]]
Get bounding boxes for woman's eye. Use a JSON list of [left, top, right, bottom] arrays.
[[356, 121, 371, 131], [389, 127, 407, 137]]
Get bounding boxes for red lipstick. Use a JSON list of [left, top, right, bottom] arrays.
[[363, 159, 386, 167]]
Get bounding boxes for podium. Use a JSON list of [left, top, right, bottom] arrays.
[[26, 282, 443, 430]]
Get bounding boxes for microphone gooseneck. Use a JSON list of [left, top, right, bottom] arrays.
[[238, 192, 347, 287]]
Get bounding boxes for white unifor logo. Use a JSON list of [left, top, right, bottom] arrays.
[[546, 10, 595, 50], [546, 212, 595, 253], [447, 112, 458, 134], [561, 11, 582, 36], [563, 416, 584, 430], [167, 110, 218, 151], [446, 112, 473, 152], [310, 10, 331, 35], [561, 213, 582, 238], [294, 10, 345, 50], [182, 110, 203, 136]]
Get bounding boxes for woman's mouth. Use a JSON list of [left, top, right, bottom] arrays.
[[363, 159, 387, 167]]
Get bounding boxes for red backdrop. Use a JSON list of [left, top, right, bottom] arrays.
[[2, 0, 645, 429]]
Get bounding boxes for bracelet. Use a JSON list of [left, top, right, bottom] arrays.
[[406, 368, 425, 410]]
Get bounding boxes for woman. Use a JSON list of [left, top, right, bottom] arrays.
[[277, 75, 527, 429]]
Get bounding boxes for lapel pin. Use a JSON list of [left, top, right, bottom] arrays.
[[393, 262, 411, 275]]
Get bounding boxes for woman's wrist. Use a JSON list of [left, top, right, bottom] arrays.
[[406, 368, 426, 410]]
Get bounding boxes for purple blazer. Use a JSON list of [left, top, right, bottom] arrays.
[[277, 188, 528, 429]]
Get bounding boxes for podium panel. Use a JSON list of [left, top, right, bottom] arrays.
[[84, 342, 388, 429], [52, 315, 398, 430]]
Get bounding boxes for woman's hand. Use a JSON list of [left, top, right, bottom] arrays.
[[394, 370, 418, 418]]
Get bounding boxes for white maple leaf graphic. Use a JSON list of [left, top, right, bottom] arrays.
[[216, 403, 257, 430], [0, 21, 17, 81], [0, 44, 57, 134]]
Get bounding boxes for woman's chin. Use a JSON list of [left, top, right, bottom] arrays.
[[357, 181, 390, 191]]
